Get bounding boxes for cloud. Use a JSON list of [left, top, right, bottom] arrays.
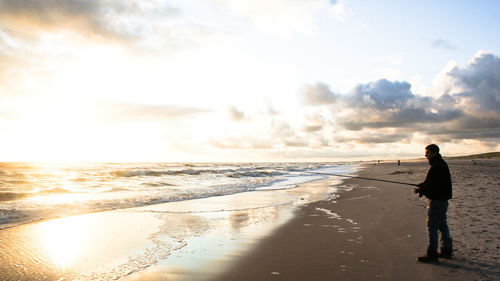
[[228, 106, 246, 121], [207, 52, 500, 153], [349, 79, 414, 110], [335, 132, 411, 144], [0, 0, 220, 54], [301, 82, 338, 105], [311, 51, 500, 145], [283, 139, 309, 147], [418, 51, 500, 141], [339, 108, 463, 131], [447, 51, 500, 112], [270, 120, 295, 138], [302, 125, 323, 132], [431, 38, 457, 50], [335, 79, 463, 131], [300, 112, 327, 132], [209, 137, 273, 150], [101, 102, 211, 122], [0, 0, 180, 41]]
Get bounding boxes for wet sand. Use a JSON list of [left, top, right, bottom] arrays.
[[210, 159, 500, 281], [0, 172, 346, 280]]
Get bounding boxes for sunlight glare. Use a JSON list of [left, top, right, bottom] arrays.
[[35, 216, 94, 268]]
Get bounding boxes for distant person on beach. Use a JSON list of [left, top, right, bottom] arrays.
[[414, 144, 453, 262]]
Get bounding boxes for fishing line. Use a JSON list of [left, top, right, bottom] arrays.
[[306, 172, 419, 187]]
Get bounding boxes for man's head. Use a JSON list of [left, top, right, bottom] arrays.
[[425, 144, 440, 161]]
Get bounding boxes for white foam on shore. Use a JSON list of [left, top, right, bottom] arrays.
[[0, 162, 359, 229], [0, 165, 361, 281], [315, 207, 341, 219]]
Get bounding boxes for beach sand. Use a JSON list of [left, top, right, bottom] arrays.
[[209, 159, 500, 281], [0, 160, 499, 280], [0, 171, 343, 280]]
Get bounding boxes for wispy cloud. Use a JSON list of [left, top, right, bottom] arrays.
[[328, 0, 352, 22], [431, 38, 458, 49]]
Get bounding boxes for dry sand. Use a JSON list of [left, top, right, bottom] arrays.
[[211, 159, 500, 281]]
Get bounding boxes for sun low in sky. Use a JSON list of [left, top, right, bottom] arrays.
[[0, 0, 499, 162]]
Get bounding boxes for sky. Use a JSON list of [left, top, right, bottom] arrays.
[[0, 0, 499, 162]]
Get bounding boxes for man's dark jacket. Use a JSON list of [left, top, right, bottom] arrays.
[[418, 154, 452, 200]]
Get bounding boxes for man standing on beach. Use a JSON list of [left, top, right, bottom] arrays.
[[414, 144, 453, 262]]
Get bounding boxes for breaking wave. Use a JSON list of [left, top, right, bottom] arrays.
[[0, 162, 357, 228], [0, 187, 74, 202]]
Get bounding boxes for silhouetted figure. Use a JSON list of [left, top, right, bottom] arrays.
[[414, 144, 453, 262]]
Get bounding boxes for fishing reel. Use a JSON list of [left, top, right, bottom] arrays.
[[414, 187, 423, 198]]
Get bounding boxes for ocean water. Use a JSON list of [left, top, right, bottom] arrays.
[[0, 162, 356, 229]]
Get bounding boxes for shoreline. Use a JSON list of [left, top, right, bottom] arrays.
[[0, 165, 352, 281], [0, 160, 498, 280], [209, 160, 500, 281], [122, 176, 353, 281]]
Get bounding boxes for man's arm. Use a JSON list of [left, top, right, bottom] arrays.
[[414, 182, 427, 197], [415, 167, 434, 198]]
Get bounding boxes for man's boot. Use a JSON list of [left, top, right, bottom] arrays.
[[417, 252, 438, 263], [438, 248, 453, 259]]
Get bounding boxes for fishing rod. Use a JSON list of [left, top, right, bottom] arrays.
[[306, 172, 419, 187]]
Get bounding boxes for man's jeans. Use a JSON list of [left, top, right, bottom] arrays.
[[427, 200, 453, 255]]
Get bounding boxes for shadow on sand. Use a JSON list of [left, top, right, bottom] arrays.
[[435, 257, 500, 280]]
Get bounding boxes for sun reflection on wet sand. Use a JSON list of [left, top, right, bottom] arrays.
[[0, 178, 340, 280], [34, 215, 94, 269], [0, 211, 163, 280]]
